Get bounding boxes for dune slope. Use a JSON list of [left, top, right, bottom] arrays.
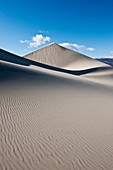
[[81, 67, 113, 86], [1, 49, 113, 170], [24, 43, 108, 70]]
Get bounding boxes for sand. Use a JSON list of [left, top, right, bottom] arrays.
[[24, 43, 109, 70], [81, 67, 113, 86], [1, 46, 113, 170]]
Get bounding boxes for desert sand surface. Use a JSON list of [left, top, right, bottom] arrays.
[[81, 67, 113, 86], [1, 47, 113, 170], [24, 43, 109, 70]]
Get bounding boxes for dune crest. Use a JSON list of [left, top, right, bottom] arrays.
[[24, 43, 108, 70]]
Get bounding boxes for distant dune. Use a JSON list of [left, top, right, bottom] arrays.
[[97, 58, 113, 67], [1, 46, 113, 170]]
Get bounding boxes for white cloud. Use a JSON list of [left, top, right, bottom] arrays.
[[29, 34, 51, 48], [38, 30, 49, 34], [20, 34, 51, 48], [20, 40, 29, 43], [108, 56, 113, 58], [101, 55, 113, 59], [86, 47, 95, 51], [100, 56, 113, 59], [59, 42, 95, 52]]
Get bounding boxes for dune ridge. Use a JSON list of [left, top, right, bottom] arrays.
[[0, 48, 112, 79], [24, 43, 109, 70], [1, 47, 113, 170]]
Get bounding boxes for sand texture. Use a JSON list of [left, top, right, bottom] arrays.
[[24, 43, 109, 70], [1, 46, 113, 170]]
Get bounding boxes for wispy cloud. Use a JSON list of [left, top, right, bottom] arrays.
[[38, 30, 49, 34], [59, 42, 95, 52], [20, 40, 29, 43], [86, 47, 95, 51], [20, 34, 51, 48], [100, 56, 113, 59]]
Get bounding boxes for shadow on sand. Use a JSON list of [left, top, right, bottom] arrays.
[[0, 49, 112, 77]]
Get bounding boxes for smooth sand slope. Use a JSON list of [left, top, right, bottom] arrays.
[[24, 43, 108, 70], [82, 68, 113, 86], [1, 48, 113, 170]]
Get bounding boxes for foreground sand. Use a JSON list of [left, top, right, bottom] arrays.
[[1, 48, 113, 170]]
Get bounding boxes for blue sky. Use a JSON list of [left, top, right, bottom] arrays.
[[0, 0, 113, 58]]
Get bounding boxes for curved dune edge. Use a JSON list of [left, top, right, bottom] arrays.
[[1, 49, 113, 170], [1, 48, 112, 84], [24, 43, 109, 70], [81, 66, 113, 87]]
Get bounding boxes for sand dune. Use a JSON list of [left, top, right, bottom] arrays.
[[97, 58, 113, 67], [1, 47, 113, 170], [0, 48, 30, 66], [1, 48, 112, 78], [81, 67, 113, 87], [24, 43, 109, 70]]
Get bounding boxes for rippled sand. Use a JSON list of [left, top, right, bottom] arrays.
[[1, 47, 113, 170]]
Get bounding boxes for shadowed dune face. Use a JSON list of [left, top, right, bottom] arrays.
[[24, 43, 108, 70], [0, 49, 30, 66], [1, 48, 113, 170], [1, 48, 112, 78]]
